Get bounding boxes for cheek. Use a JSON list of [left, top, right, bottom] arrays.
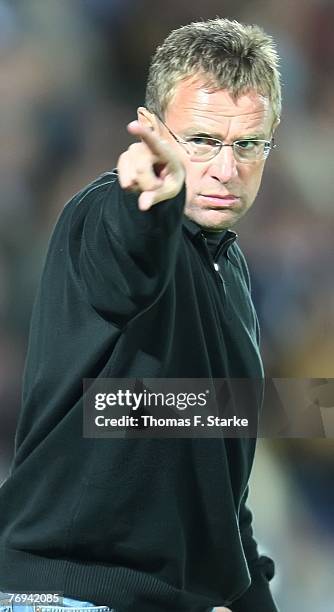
[[253, 165, 266, 192], [183, 159, 203, 192], [242, 165, 265, 198]]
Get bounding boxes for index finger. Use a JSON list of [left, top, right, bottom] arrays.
[[127, 120, 170, 161]]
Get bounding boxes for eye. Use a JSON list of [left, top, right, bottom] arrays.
[[235, 140, 259, 150], [186, 136, 219, 147]]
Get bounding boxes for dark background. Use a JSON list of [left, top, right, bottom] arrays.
[[0, 1, 333, 609]]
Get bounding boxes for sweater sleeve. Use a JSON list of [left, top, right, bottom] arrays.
[[68, 174, 186, 327], [232, 486, 279, 612]]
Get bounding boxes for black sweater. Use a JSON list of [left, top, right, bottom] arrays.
[[0, 173, 278, 612]]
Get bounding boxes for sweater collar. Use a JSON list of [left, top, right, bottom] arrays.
[[182, 216, 238, 259]]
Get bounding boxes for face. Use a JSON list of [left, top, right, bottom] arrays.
[[140, 76, 275, 230]]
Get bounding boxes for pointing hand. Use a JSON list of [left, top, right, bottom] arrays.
[[117, 120, 185, 211]]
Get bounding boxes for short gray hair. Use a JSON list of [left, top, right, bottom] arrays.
[[145, 18, 282, 127]]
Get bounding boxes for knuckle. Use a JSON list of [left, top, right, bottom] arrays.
[[135, 164, 149, 175]]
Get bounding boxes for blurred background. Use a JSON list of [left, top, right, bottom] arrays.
[[0, 0, 333, 609]]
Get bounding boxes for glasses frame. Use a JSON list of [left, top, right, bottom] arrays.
[[154, 114, 277, 163]]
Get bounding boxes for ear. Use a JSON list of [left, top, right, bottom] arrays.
[[137, 107, 159, 131]]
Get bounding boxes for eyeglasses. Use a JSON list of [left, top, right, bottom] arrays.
[[155, 115, 277, 163]]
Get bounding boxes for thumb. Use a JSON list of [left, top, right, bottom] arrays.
[[138, 168, 185, 211], [138, 191, 155, 211]]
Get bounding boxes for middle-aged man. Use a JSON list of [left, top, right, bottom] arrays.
[[0, 18, 281, 612]]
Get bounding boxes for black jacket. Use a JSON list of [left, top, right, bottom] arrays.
[[0, 173, 278, 612]]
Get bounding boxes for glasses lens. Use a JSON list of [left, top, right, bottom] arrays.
[[182, 134, 273, 163], [234, 140, 271, 163], [186, 137, 221, 161]]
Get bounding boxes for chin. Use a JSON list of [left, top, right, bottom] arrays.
[[185, 207, 240, 230]]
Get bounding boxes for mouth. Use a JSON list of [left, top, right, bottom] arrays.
[[197, 194, 240, 207]]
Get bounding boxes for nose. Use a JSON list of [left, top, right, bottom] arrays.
[[209, 145, 239, 183]]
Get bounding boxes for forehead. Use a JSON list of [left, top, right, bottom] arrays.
[[164, 76, 273, 135]]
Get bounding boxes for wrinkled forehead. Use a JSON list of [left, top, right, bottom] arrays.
[[165, 74, 270, 111], [164, 76, 274, 133]]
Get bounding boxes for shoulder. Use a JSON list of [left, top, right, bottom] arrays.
[[52, 171, 120, 232], [65, 171, 119, 211], [44, 171, 120, 246]]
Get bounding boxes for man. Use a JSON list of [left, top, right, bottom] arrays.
[[0, 18, 281, 612]]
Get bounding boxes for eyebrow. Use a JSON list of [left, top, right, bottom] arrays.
[[182, 128, 268, 140]]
